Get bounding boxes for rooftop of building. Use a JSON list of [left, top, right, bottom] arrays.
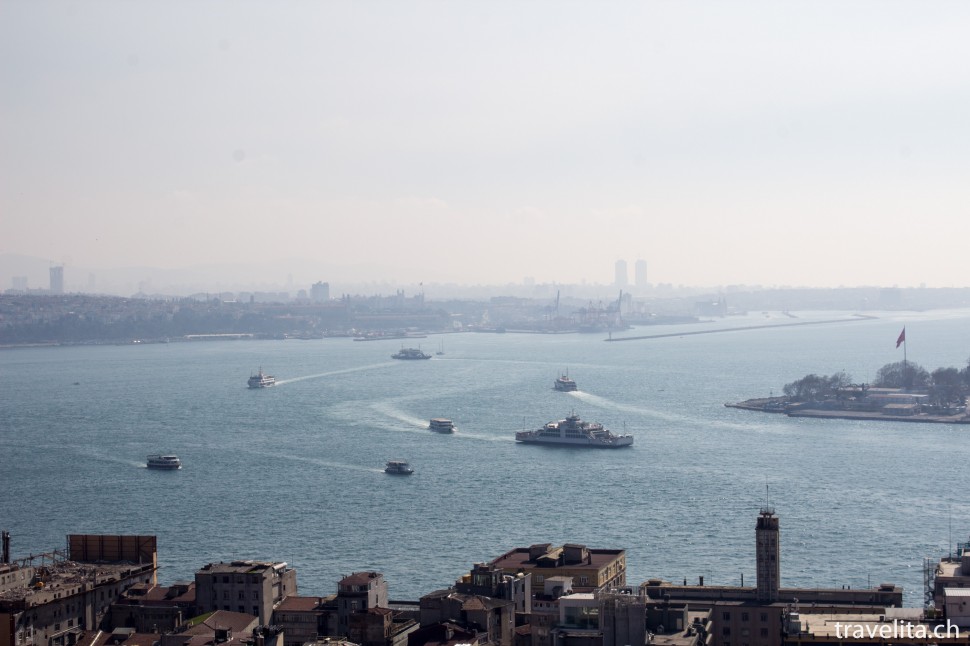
[[339, 571, 383, 586], [92, 628, 162, 646], [116, 582, 195, 605], [639, 580, 902, 608], [489, 544, 624, 572], [197, 561, 289, 575], [784, 608, 949, 640], [274, 594, 332, 611], [0, 559, 156, 610]]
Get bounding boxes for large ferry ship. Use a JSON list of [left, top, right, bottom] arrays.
[[248, 367, 276, 388], [391, 347, 432, 360], [515, 412, 633, 448]]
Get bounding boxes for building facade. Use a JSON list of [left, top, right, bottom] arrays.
[[195, 561, 297, 626]]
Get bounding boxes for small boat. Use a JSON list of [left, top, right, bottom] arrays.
[[429, 418, 456, 433], [147, 454, 182, 470], [391, 347, 431, 360], [384, 460, 414, 475], [554, 372, 578, 392], [436, 340, 445, 356], [248, 367, 276, 388]]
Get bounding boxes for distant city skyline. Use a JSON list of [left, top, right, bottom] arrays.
[[3, 3, 970, 289], [0, 251, 947, 300]]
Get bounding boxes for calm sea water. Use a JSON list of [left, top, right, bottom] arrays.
[[3, 309, 970, 606]]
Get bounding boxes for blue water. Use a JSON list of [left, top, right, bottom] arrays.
[[3, 309, 970, 606]]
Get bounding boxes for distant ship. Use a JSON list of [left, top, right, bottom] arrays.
[[391, 347, 432, 360], [146, 454, 181, 470], [429, 418, 456, 433], [384, 460, 414, 475], [248, 367, 276, 388], [515, 412, 633, 448], [554, 372, 577, 392]]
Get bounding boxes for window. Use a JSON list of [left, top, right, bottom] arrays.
[[722, 627, 730, 635], [741, 612, 749, 622], [760, 628, 769, 637], [722, 612, 731, 621], [238, 605, 244, 613], [253, 606, 259, 616], [238, 591, 244, 600], [760, 613, 768, 622]]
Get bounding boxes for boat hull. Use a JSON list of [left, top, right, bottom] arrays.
[[514, 436, 633, 448]]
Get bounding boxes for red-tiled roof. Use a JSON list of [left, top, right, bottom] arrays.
[[340, 571, 382, 585]]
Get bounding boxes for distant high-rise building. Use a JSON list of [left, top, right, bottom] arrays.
[[12, 276, 28, 292], [49, 265, 64, 295], [614, 260, 628, 287], [634, 259, 648, 288], [311, 281, 330, 302]]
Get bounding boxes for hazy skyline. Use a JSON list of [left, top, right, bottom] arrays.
[[3, 1, 970, 290]]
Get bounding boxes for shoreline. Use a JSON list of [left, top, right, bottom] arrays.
[[727, 397, 970, 425], [606, 314, 876, 342]]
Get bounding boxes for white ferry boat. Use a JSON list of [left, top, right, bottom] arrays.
[[515, 412, 633, 448], [146, 454, 182, 469], [554, 373, 578, 392], [384, 460, 414, 475], [429, 418, 456, 433], [248, 367, 276, 388]]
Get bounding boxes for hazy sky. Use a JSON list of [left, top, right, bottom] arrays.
[[3, 1, 969, 288]]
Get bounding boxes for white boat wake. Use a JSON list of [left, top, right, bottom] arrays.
[[568, 391, 775, 431], [274, 362, 397, 385], [262, 452, 384, 474]]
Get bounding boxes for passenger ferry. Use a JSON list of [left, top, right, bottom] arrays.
[[515, 413, 633, 448], [554, 373, 578, 392], [146, 454, 182, 469], [384, 460, 414, 475], [248, 367, 276, 388], [428, 418, 456, 433], [391, 347, 432, 360]]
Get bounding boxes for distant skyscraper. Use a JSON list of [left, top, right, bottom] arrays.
[[49, 266, 64, 295], [634, 259, 648, 288], [311, 281, 330, 302], [12, 276, 28, 292], [614, 259, 628, 287]]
